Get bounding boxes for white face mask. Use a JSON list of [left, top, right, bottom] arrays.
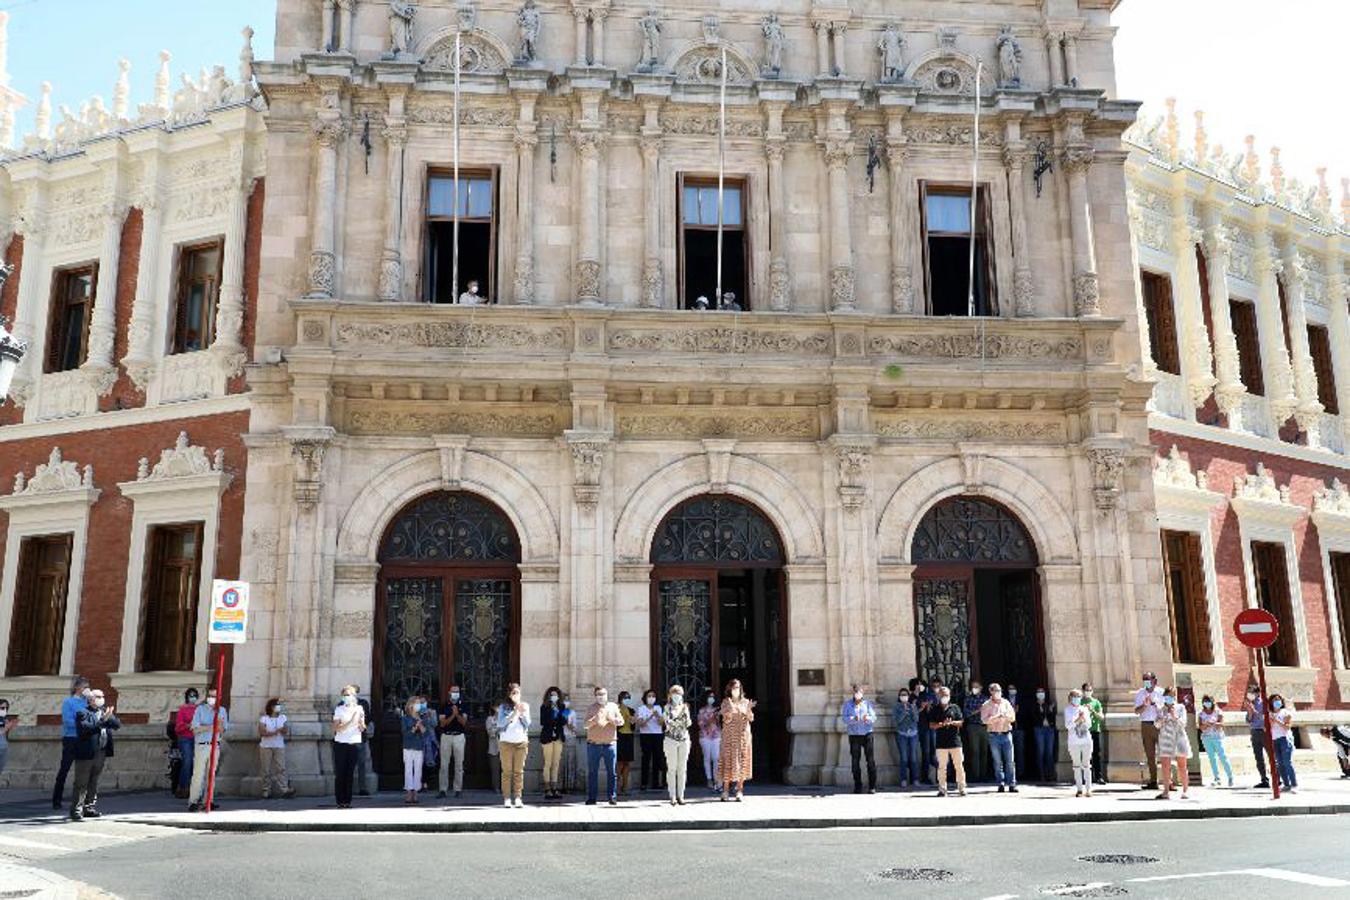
[[549, 693, 559, 703], [342, 694, 355, 706], [206, 697, 217, 707], [671, 695, 683, 706], [707, 697, 716, 707], [94, 698, 106, 708], [731, 690, 741, 699], [275, 706, 285, 715], [646, 697, 655, 706], [450, 692, 460, 701], [853, 692, 863, 701], [563, 701, 571, 708], [1035, 692, 1046, 701]]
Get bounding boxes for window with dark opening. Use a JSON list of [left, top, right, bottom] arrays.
[[425, 170, 497, 304], [1140, 270, 1181, 375], [46, 264, 97, 373], [1230, 299, 1264, 396], [1250, 540, 1298, 667], [1330, 551, 1350, 669], [921, 184, 995, 316], [679, 176, 747, 310], [1160, 529, 1212, 664], [140, 523, 204, 672], [7, 534, 73, 676], [172, 240, 223, 354], [1308, 324, 1338, 415]]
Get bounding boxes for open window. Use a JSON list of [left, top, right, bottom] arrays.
[[139, 523, 204, 672], [45, 264, 98, 373], [1230, 299, 1264, 396], [425, 169, 498, 304], [1140, 270, 1181, 375], [1308, 324, 1338, 415], [171, 240, 223, 354], [678, 175, 747, 310], [7, 534, 73, 676], [920, 183, 996, 316], [1160, 530, 1212, 664]]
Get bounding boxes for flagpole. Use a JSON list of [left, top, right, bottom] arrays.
[[452, 31, 462, 303], [715, 46, 727, 307], [967, 60, 982, 318]]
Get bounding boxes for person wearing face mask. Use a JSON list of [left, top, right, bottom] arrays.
[[892, 687, 920, 789], [980, 683, 1017, 793], [560, 692, 582, 793], [347, 686, 375, 797], [841, 683, 878, 794], [187, 687, 229, 812], [718, 679, 756, 801], [930, 686, 967, 797], [1081, 683, 1106, 785], [698, 690, 722, 790], [436, 684, 469, 799], [400, 696, 428, 804], [1268, 694, 1297, 793], [918, 678, 943, 784], [172, 687, 199, 800], [662, 686, 693, 805], [53, 676, 91, 810], [1064, 689, 1093, 798], [1196, 694, 1233, 788], [616, 690, 636, 795], [636, 688, 666, 792], [1031, 687, 1057, 783], [1154, 687, 1191, 800], [70, 688, 119, 820], [962, 680, 989, 783], [1318, 725, 1350, 778], [539, 685, 566, 800], [0, 698, 15, 785], [257, 697, 296, 800], [1241, 686, 1271, 789], [497, 683, 531, 808], [1133, 671, 1165, 791], [331, 684, 366, 809], [584, 686, 623, 805], [1006, 684, 1026, 783]]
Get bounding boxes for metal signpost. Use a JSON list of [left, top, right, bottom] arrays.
[[1233, 607, 1281, 800], [204, 579, 250, 813]]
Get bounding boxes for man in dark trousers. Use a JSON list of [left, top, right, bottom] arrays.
[[52, 676, 90, 810], [71, 688, 120, 820], [840, 683, 877, 793]]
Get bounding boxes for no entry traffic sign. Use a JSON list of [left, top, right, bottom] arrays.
[[1233, 608, 1279, 649]]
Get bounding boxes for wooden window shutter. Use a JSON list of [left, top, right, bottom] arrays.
[[1308, 325, 1338, 414], [1230, 300, 1265, 396], [1182, 532, 1212, 664]]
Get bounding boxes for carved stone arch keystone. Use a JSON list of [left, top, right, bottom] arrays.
[[666, 39, 757, 85], [418, 26, 513, 74]]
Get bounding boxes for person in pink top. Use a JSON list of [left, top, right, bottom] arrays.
[[697, 689, 722, 791], [172, 688, 199, 799]]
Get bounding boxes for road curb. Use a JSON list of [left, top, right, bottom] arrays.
[[117, 802, 1350, 834]]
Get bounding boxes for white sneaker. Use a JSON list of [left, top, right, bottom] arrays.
[[514, 797, 524, 808], [503, 799, 512, 808]]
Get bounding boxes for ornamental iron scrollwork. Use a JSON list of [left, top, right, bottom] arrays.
[[381, 576, 444, 715], [997, 572, 1041, 693], [911, 496, 1036, 564], [650, 495, 784, 565], [380, 491, 520, 563], [914, 577, 971, 689], [453, 577, 513, 719], [657, 578, 713, 703]]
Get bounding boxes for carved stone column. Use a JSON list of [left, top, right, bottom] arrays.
[[279, 425, 336, 706], [573, 129, 605, 304], [639, 129, 663, 307], [212, 175, 251, 353], [378, 117, 407, 301], [81, 202, 125, 392], [591, 9, 606, 67], [1254, 234, 1297, 426], [336, 0, 354, 53], [512, 127, 538, 304], [885, 139, 915, 313], [1280, 249, 1325, 444], [6, 200, 45, 405], [814, 21, 830, 77], [321, 0, 336, 52], [829, 435, 877, 690], [1061, 137, 1099, 316], [830, 23, 847, 78], [1168, 196, 1215, 410], [1063, 33, 1080, 86], [573, 9, 588, 65], [1003, 141, 1035, 316], [824, 137, 855, 311], [1326, 266, 1350, 447], [307, 109, 345, 298], [1200, 219, 1247, 428], [123, 186, 162, 391], [1045, 31, 1064, 87]]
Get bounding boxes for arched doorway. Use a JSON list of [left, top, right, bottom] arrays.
[[911, 496, 1045, 696], [649, 495, 790, 781], [373, 490, 520, 790]]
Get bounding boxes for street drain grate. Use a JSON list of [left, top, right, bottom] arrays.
[[1077, 854, 1159, 865], [876, 867, 955, 882], [1042, 885, 1128, 898], [0, 891, 42, 899]]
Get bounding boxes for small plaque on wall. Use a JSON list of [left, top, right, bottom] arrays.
[[797, 668, 826, 687]]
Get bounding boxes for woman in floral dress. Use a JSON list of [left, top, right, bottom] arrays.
[[717, 678, 755, 801], [1154, 687, 1192, 800]]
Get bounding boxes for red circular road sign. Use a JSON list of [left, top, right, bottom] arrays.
[[1233, 608, 1279, 649]]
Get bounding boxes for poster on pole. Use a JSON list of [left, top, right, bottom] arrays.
[[208, 579, 250, 644]]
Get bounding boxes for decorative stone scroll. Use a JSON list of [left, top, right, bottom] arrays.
[[346, 407, 563, 436], [10, 447, 93, 496], [136, 432, 225, 482], [1086, 446, 1125, 509], [873, 416, 1065, 442], [617, 410, 819, 439], [1153, 444, 1209, 492], [866, 332, 1082, 360], [609, 327, 832, 355], [334, 320, 567, 351], [1233, 462, 1291, 505], [1314, 479, 1350, 516]]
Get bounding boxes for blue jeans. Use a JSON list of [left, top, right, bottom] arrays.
[[989, 732, 1016, 787], [177, 737, 195, 790], [895, 733, 920, 784], [1034, 726, 1057, 781], [587, 742, 617, 802], [1011, 729, 1026, 780], [1273, 736, 1297, 789], [1201, 733, 1233, 784]]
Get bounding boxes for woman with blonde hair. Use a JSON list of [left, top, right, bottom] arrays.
[[496, 683, 531, 808], [718, 679, 755, 801], [1154, 687, 1192, 800], [661, 684, 693, 805], [400, 696, 428, 804]]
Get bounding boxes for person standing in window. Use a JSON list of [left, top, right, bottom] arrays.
[[698, 689, 721, 791], [1032, 687, 1058, 783], [52, 676, 90, 811], [257, 697, 296, 800], [331, 684, 366, 809], [962, 680, 989, 783], [1197, 695, 1233, 788], [1241, 686, 1271, 789], [1064, 688, 1094, 798], [841, 683, 878, 794], [539, 685, 566, 801], [584, 685, 623, 806], [980, 683, 1018, 793], [616, 690, 636, 795], [497, 683, 531, 808], [636, 688, 666, 792], [1154, 688, 1191, 800], [187, 687, 228, 813], [400, 697, 427, 804], [661, 685, 693, 805], [893, 686, 921, 789], [1134, 671, 1165, 790], [718, 679, 755, 802], [173, 688, 199, 800], [458, 279, 484, 305], [1269, 694, 1297, 794], [930, 686, 966, 797], [1082, 683, 1106, 785], [70, 689, 119, 821], [436, 684, 468, 799]]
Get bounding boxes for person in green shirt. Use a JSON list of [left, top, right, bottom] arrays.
[[1082, 682, 1106, 785]]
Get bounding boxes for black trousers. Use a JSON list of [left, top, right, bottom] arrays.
[[334, 742, 359, 805], [1249, 730, 1269, 783], [1090, 730, 1105, 781], [52, 737, 77, 806], [639, 733, 666, 788], [849, 733, 877, 790]]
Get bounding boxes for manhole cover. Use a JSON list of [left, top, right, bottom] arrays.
[[876, 868, 955, 882], [1077, 854, 1159, 865], [1041, 885, 1128, 898]]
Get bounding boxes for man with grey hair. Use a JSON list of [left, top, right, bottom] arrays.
[[841, 683, 877, 794], [52, 675, 91, 809], [980, 682, 1018, 792], [929, 685, 967, 796]]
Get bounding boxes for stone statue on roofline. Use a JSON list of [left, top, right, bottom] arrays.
[[761, 14, 784, 78], [517, 0, 541, 64], [996, 25, 1022, 88], [877, 23, 905, 82], [637, 6, 662, 72], [388, 0, 416, 58]]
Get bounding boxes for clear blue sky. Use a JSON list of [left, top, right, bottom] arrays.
[[3, 0, 274, 141]]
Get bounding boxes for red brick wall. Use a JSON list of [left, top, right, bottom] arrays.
[[0, 235, 25, 428], [0, 412, 249, 709], [99, 208, 146, 413], [1154, 429, 1350, 709]]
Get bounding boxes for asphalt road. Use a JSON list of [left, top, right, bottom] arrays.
[[4, 814, 1349, 899]]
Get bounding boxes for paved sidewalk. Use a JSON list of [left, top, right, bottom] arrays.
[[40, 774, 1349, 833]]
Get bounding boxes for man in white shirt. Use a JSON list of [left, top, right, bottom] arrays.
[[332, 684, 366, 809], [1133, 671, 1165, 790], [635, 691, 666, 791]]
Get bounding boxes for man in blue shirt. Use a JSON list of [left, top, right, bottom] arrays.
[[187, 688, 229, 812], [52, 676, 90, 810], [1241, 687, 1270, 789], [841, 683, 877, 794]]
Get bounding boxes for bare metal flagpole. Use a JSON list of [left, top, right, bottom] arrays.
[[452, 31, 462, 303], [967, 60, 982, 319], [715, 46, 727, 306]]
